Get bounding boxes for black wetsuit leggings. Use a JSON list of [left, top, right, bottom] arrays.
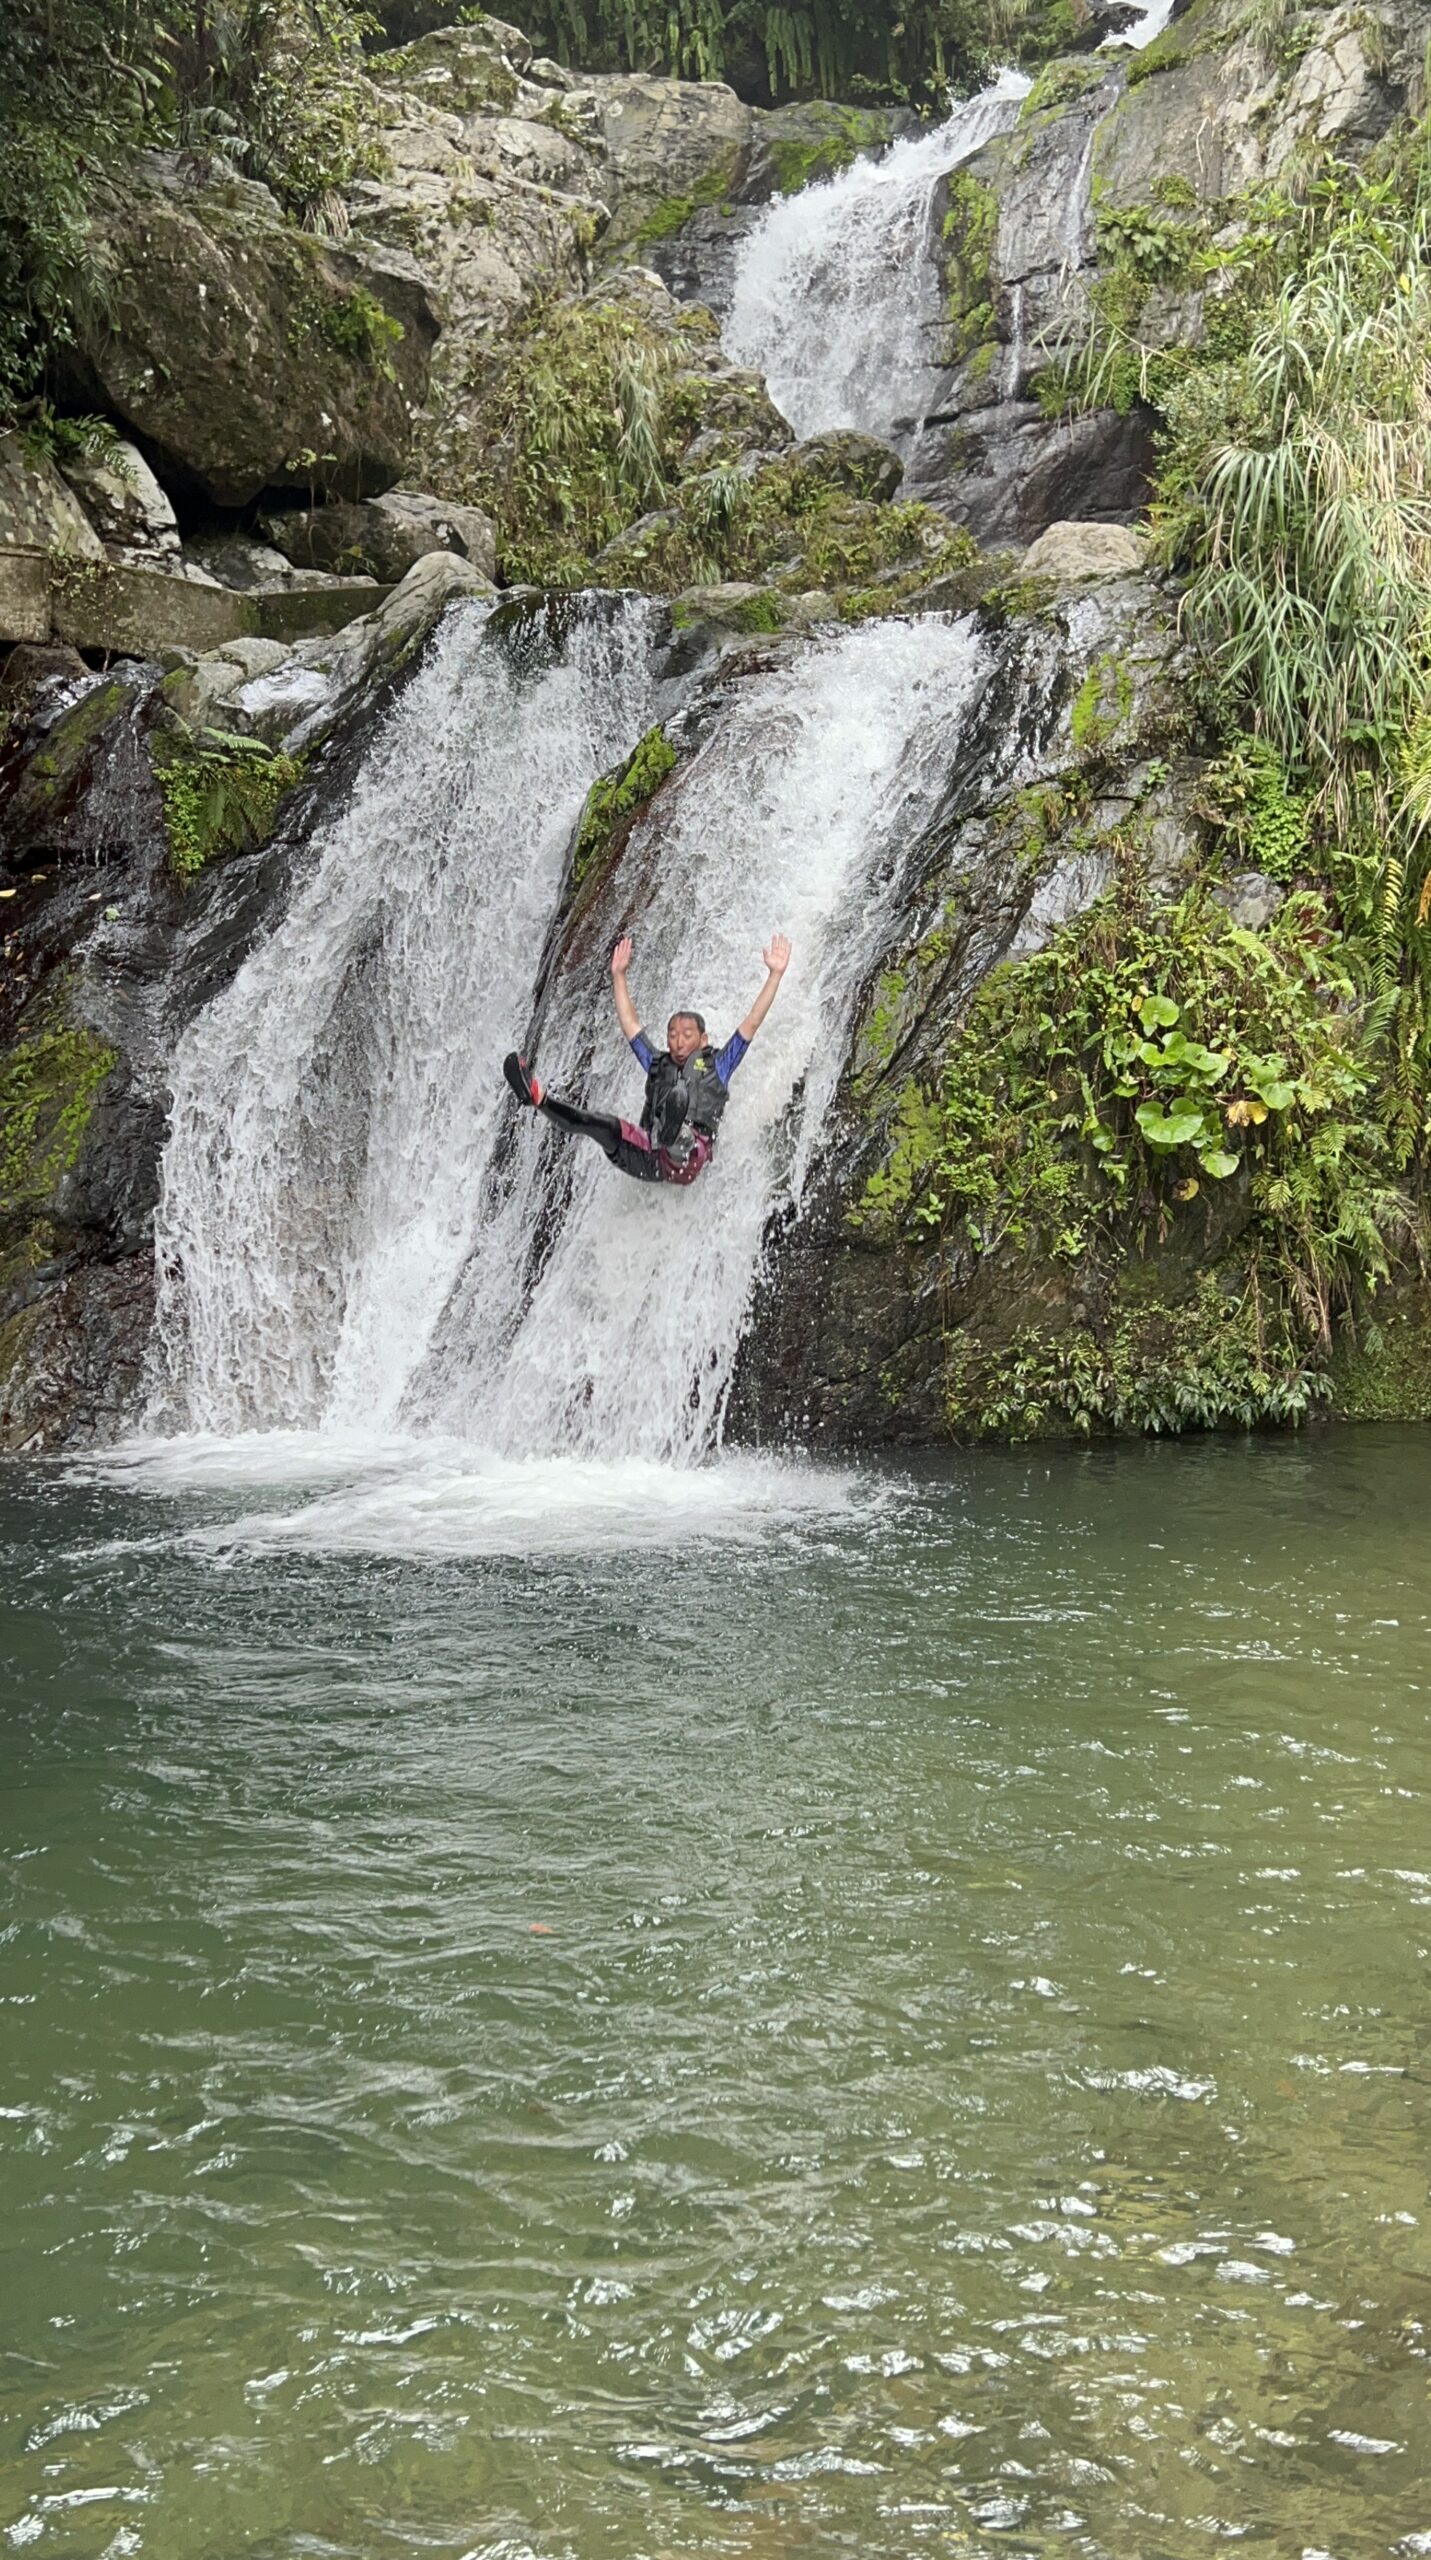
[[538, 1094, 712, 1189]]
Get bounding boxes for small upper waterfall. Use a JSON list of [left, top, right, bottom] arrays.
[[147, 605, 989, 1464], [1109, 0, 1176, 45], [724, 71, 1030, 449]]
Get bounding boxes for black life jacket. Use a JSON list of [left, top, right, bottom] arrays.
[[641, 1045, 729, 1153]]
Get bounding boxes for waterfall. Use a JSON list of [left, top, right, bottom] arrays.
[[724, 71, 1030, 448], [416, 615, 988, 1463], [146, 604, 989, 1467], [148, 598, 663, 1436]]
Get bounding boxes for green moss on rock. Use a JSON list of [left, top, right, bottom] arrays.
[[767, 106, 897, 195], [942, 169, 1000, 360], [1329, 1299, 1431, 1422], [0, 1016, 116, 1222], [571, 725, 679, 899], [154, 729, 305, 879], [596, 437, 975, 606], [1071, 653, 1136, 754]]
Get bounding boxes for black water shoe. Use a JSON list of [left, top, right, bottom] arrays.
[[503, 1052, 543, 1108]]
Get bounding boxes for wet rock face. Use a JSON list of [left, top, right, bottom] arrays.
[[902, 0, 1431, 542], [0, 564, 495, 1449], [66, 156, 439, 507], [728, 573, 1202, 1446]]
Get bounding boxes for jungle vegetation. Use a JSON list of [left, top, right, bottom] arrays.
[[0, 0, 381, 416], [497, 0, 1086, 105]]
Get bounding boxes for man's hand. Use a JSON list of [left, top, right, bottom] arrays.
[[610, 934, 641, 1044], [739, 933, 792, 1043]]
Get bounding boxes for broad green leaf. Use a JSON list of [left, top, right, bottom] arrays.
[[1137, 993, 1179, 1028], [1136, 1101, 1204, 1148]]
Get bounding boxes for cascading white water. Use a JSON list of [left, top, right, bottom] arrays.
[[414, 615, 989, 1464], [148, 598, 662, 1436], [145, 606, 990, 1472], [724, 71, 1030, 447], [1106, 0, 1176, 47]]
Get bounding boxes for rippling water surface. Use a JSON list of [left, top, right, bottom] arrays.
[[3, 1429, 1430, 2559]]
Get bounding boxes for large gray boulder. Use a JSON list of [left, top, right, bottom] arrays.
[[0, 433, 103, 562], [259, 488, 497, 583], [69, 155, 440, 507], [1022, 519, 1147, 580]]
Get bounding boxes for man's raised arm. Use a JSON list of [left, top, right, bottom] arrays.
[[738, 935, 791, 1042], [611, 935, 643, 1045]]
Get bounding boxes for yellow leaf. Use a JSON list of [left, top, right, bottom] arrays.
[[1173, 1177, 1199, 1201]]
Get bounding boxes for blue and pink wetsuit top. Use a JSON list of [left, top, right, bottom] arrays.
[[628, 1030, 750, 1083], [621, 1029, 750, 1186]]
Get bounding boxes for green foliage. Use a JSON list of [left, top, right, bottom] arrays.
[[946, 1278, 1328, 1439], [498, 0, 1102, 107], [462, 298, 692, 586], [155, 727, 305, 878], [174, 0, 387, 228], [855, 854, 1410, 1431], [0, 0, 383, 418], [17, 406, 135, 475], [571, 725, 678, 891], [0, 1014, 117, 1217], [1196, 737, 1308, 883], [598, 447, 977, 602], [319, 281, 403, 365], [1050, 111, 1431, 1082]]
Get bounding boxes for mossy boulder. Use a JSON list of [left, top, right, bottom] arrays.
[[0, 1005, 118, 1232], [565, 724, 680, 928], [748, 98, 912, 198], [68, 155, 440, 507], [593, 430, 973, 608], [0, 672, 166, 867], [441, 271, 791, 585]]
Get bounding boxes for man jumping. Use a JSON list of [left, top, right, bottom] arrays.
[[503, 931, 791, 1188]]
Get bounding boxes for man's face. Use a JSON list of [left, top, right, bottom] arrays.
[[667, 1014, 704, 1064]]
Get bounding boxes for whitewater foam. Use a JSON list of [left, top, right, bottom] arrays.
[[80, 1435, 872, 1561]]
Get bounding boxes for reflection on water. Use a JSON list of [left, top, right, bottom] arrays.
[[2, 1427, 1430, 2559]]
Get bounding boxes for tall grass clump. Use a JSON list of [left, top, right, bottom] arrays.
[[1145, 138, 1431, 1047]]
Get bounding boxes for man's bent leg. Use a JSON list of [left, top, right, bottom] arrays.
[[656, 1134, 713, 1187], [539, 1094, 665, 1185]]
